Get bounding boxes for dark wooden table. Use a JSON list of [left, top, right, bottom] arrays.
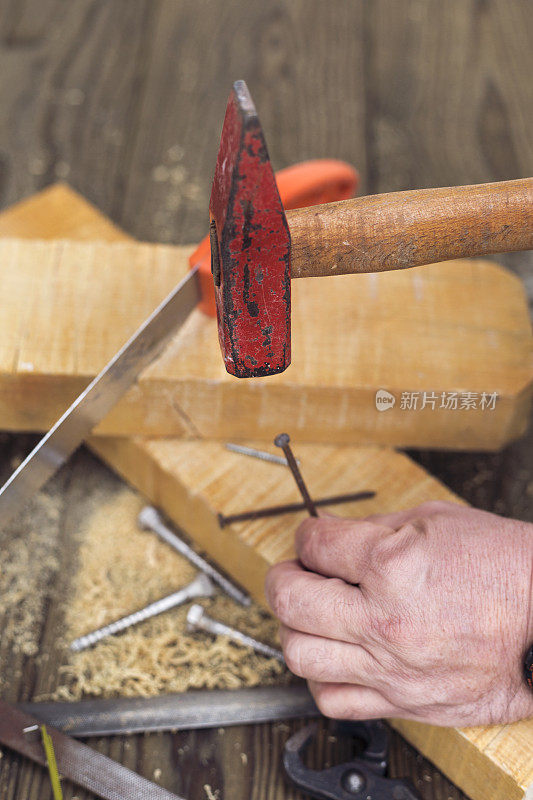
[[0, 2, 532, 798]]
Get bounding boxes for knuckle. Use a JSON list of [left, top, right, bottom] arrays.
[[264, 566, 293, 620], [296, 519, 334, 567], [284, 636, 333, 681], [295, 522, 320, 564], [268, 580, 294, 622], [283, 635, 305, 676], [312, 686, 338, 719], [308, 645, 334, 682], [368, 535, 404, 577], [367, 537, 388, 573], [330, 582, 362, 635], [369, 611, 404, 643], [370, 522, 423, 578]]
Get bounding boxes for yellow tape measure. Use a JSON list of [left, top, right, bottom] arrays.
[[40, 724, 63, 800]]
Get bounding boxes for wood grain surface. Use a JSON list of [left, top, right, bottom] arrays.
[[1, 226, 532, 448], [288, 179, 533, 277], [89, 436, 533, 800], [0, 2, 532, 800]]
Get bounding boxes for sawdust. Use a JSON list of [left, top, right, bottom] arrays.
[[0, 488, 62, 684], [54, 488, 287, 700]]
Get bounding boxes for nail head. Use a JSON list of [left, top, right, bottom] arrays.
[[187, 603, 205, 629], [137, 505, 160, 530]]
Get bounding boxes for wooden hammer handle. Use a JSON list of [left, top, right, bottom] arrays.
[[286, 178, 533, 278]]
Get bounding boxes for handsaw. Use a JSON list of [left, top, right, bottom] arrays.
[[0, 264, 205, 529], [0, 160, 355, 529], [21, 684, 319, 737], [0, 699, 185, 800]]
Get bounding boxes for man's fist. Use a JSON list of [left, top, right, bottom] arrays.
[[265, 501, 533, 727]]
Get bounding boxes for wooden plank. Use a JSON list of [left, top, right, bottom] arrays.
[[1, 198, 532, 449], [363, 1, 533, 194], [0, 5, 376, 799], [1, 178, 532, 800], [91, 438, 463, 607], [3, 184, 532, 800], [117, 0, 369, 244], [0, 1, 156, 218], [0, 184, 126, 242], [2, 3, 531, 800], [90, 434, 533, 800], [0, 235, 194, 437]]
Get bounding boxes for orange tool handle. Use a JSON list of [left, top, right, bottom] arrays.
[[190, 159, 359, 316]]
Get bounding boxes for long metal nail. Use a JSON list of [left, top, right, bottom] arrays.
[[274, 433, 317, 517], [218, 491, 376, 527], [70, 574, 215, 652], [138, 506, 251, 607], [225, 442, 299, 466], [187, 604, 284, 663]]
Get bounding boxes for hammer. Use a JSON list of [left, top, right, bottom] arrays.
[[209, 80, 533, 378]]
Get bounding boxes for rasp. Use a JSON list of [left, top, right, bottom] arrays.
[[0, 267, 200, 530], [21, 685, 319, 737], [0, 699, 185, 800]]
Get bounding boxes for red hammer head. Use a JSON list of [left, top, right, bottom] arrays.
[[209, 80, 291, 378]]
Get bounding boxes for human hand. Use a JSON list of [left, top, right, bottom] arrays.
[[265, 501, 533, 726]]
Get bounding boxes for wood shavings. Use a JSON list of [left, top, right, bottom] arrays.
[[54, 488, 287, 700], [0, 490, 61, 670], [203, 785, 220, 800]]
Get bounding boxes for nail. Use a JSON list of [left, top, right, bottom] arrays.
[[23, 724, 39, 734], [70, 573, 215, 652], [138, 506, 251, 607], [187, 604, 284, 663], [22, 724, 40, 743], [274, 433, 317, 517], [225, 442, 299, 467], [218, 491, 376, 527]]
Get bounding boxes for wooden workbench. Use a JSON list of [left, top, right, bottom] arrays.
[[0, 2, 532, 800]]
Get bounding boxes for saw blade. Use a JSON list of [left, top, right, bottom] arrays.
[[0, 267, 200, 530], [21, 685, 319, 737], [0, 699, 185, 800]]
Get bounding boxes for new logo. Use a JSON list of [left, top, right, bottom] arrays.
[[375, 389, 396, 411]]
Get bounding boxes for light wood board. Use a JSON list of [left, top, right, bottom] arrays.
[[90, 435, 533, 800], [1, 185, 532, 450], [92, 438, 461, 607], [2, 183, 532, 800]]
